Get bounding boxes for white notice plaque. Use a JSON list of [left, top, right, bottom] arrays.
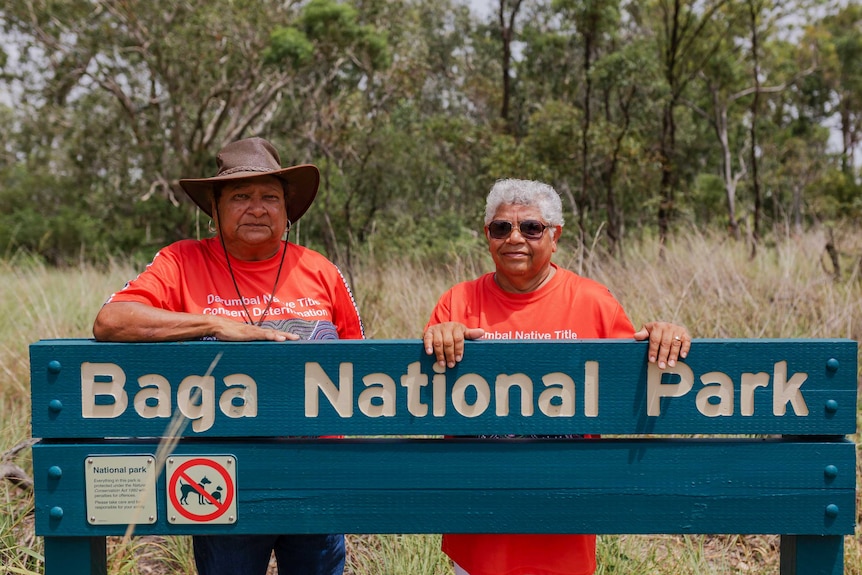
[[85, 455, 157, 525]]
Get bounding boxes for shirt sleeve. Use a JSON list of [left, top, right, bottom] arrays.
[[605, 299, 636, 338], [105, 246, 184, 310], [425, 288, 456, 330], [330, 265, 365, 340]]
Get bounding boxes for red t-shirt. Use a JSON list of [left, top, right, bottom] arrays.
[[107, 237, 364, 340], [426, 263, 635, 575]]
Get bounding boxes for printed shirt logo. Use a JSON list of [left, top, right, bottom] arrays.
[[261, 319, 338, 340]]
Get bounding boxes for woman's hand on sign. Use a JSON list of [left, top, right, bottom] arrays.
[[634, 321, 690, 369], [423, 322, 486, 368], [209, 316, 300, 342]]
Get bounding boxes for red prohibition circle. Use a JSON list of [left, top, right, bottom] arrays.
[[168, 457, 235, 522]]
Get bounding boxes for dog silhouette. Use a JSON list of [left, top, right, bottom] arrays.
[[179, 476, 212, 505], [210, 485, 224, 505]]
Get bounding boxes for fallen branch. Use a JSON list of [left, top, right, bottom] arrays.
[[2, 437, 38, 460], [1, 438, 38, 491], [0, 462, 33, 491]]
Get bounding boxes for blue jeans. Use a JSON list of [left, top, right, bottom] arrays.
[[193, 534, 345, 575]]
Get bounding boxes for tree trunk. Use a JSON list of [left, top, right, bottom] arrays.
[[579, 15, 595, 258], [748, 0, 762, 259], [658, 103, 676, 259], [498, 0, 524, 134]]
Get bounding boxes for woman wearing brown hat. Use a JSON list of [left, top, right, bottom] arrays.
[[93, 137, 363, 575]]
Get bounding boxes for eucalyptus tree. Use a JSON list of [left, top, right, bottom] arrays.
[[495, 0, 525, 133], [741, 0, 823, 252], [683, 1, 788, 242], [645, 0, 732, 252], [547, 0, 622, 253], [816, 4, 862, 176], [262, 0, 393, 269], [689, 27, 756, 241], [264, 0, 502, 269], [774, 3, 862, 228], [1, 0, 321, 250], [588, 38, 663, 258], [746, 0, 766, 251], [514, 0, 661, 258]]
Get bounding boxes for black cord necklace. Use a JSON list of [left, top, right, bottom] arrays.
[[216, 212, 290, 326]]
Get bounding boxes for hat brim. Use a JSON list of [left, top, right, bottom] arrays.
[[179, 164, 320, 223]]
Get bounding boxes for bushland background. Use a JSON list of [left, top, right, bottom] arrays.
[[1, 0, 861, 573]]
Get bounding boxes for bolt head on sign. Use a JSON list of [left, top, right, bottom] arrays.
[[166, 455, 237, 524]]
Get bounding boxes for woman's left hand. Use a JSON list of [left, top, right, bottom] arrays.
[[633, 321, 690, 369]]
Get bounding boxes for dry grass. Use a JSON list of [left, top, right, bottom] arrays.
[[2, 227, 860, 574]]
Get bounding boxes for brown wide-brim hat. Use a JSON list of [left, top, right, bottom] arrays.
[[179, 137, 319, 223]]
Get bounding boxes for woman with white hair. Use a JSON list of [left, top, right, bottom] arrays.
[[423, 178, 690, 575]]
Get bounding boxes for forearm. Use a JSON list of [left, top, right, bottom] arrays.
[[92, 301, 222, 342]]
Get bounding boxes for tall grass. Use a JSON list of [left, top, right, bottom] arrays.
[[1, 227, 860, 574]]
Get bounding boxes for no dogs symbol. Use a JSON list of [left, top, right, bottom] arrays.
[[167, 456, 237, 524]]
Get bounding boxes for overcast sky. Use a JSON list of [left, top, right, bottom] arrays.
[[466, 0, 493, 19]]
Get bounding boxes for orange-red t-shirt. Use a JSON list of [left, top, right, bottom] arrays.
[[107, 237, 364, 341], [426, 263, 635, 575]]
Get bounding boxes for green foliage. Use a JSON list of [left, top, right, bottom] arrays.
[[0, 166, 96, 263], [0, 489, 40, 575], [296, 102, 495, 265], [367, 211, 487, 265], [0, 0, 860, 263], [266, 0, 391, 73], [524, 101, 581, 175], [680, 173, 727, 226], [481, 134, 553, 184], [265, 27, 314, 67], [807, 170, 862, 222], [0, 162, 183, 265]]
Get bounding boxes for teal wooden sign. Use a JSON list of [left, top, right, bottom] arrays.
[[29, 338, 858, 575], [30, 338, 857, 438]]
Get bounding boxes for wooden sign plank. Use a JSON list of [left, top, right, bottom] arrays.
[[30, 339, 857, 437], [33, 438, 856, 536]]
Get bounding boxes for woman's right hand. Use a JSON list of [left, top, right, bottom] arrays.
[[422, 322, 485, 368]]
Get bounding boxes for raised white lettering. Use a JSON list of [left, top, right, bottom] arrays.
[[452, 374, 491, 417], [647, 362, 694, 416], [177, 375, 215, 432], [401, 362, 429, 417], [359, 374, 396, 417], [305, 362, 353, 417], [772, 361, 809, 416], [538, 373, 575, 417], [584, 361, 598, 417], [219, 374, 258, 418], [495, 374, 533, 416], [741, 372, 770, 416], [696, 372, 734, 416], [133, 374, 171, 418], [432, 363, 447, 416], [81, 362, 128, 418]]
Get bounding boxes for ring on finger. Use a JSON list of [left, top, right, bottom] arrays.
[[673, 335, 681, 341]]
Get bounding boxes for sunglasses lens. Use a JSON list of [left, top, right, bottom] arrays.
[[488, 220, 548, 240], [488, 221, 513, 239], [520, 221, 546, 239]]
